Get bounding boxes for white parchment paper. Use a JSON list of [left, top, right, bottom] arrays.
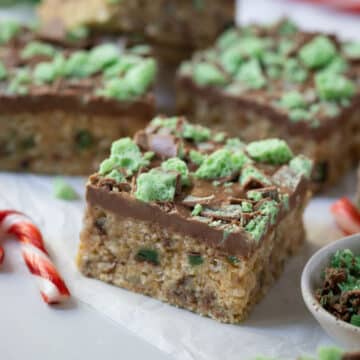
[[1, 0, 360, 358], [0, 171, 355, 359]]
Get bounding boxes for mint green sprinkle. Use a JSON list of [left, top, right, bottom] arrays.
[[107, 169, 125, 183], [350, 314, 360, 327], [53, 178, 78, 200], [289, 155, 313, 179], [64, 51, 91, 78], [193, 62, 227, 86], [21, 41, 57, 60], [245, 216, 268, 242], [299, 36, 337, 69], [289, 108, 312, 123], [66, 26, 89, 41], [0, 21, 20, 45], [191, 204, 203, 217], [321, 56, 348, 74], [279, 91, 306, 110], [217, 28, 239, 50], [247, 190, 263, 202], [315, 72, 355, 101], [239, 165, 271, 186], [246, 139, 293, 164], [195, 149, 248, 180], [241, 201, 253, 212], [0, 60, 7, 80], [258, 200, 279, 224], [283, 58, 308, 83], [188, 254, 203, 266], [88, 43, 120, 73], [7, 68, 31, 95], [33, 55, 66, 84], [317, 347, 343, 360], [236, 59, 266, 89], [161, 157, 190, 185], [343, 41, 360, 59], [135, 169, 177, 202], [182, 123, 211, 142], [220, 44, 244, 75], [189, 150, 205, 165], [123, 58, 157, 95]]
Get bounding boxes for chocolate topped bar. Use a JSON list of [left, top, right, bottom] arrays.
[[78, 115, 312, 323], [178, 19, 360, 138], [0, 21, 156, 113], [87, 115, 312, 258], [176, 19, 360, 189], [0, 20, 156, 174]]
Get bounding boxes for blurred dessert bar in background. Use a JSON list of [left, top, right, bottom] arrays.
[[176, 19, 360, 190], [37, 0, 235, 63], [0, 21, 156, 174], [78, 115, 312, 323]]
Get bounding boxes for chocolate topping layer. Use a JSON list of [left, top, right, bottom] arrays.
[[86, 116, 311, 258]]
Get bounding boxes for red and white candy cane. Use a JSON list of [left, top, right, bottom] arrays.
[[0, 210, 70, 304]]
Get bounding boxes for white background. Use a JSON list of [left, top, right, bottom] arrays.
[[0, 1, 360, 359]]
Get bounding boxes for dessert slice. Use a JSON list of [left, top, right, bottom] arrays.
[[78, 115, 312, 323], [38, 0, 235, 59], [0, 21, 156, 174], [176, 19, 360, 190]]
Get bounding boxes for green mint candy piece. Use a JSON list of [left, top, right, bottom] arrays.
[[279, 91, 306, 109], [317, 347, 343, 360], [283, 58, 308, 83], [103, 54, 140, 79], [88, 43, 120, 72], [135, 169, 177, 202], [321, 56, 348, 74], [21, 41, 57, 60], [75, 129, 93, 150], [245, 216, 268, 242], [7, 68, 31, 95], [299, 36, 337, 69], [239, 36, 267, 59], [289, 108, 311, 123], [135, 248, 159, 265], [258, 200, 279, 224], [99, 157, 117, 175], [188, 254, 203, 266], [225, 138, 245, 151], [195, 149, 248, 180], [182, 123, 211, 142], [64, 51, 91, 78], [236, 59, 266, 89], [0, 20, 20, 45], [193, 62, 227, 86], [0, 60, 7, 80], [289, 155, 313, 179], [53, 178, 78, 200], [111, 137, 148, 175], [97, 78, 132, 100], [277, 19, 298, 35], [246, 190, 263, 202], [214, 132, 226, 143], [161, 157, 190, 185], [343, 41, 360, 59], [239, 165, 271, 186], [189, 150, 205, 165], [33, 55, 66, 84], [350, 314, 360, 327], [191, 204, 203, 216], [217, 28, 239, 50], [150, 116, 178, 129], [315, 72, 355, 101], [241, 201, 253, 212], [227, 256, 240, 266], [129, 44, 151, 56], [123, 58, 157, 95], [107, 169, 125, 183], [66, 25, 89, 42], [220, 44, 244, 75], [246, 139, 293, 164]]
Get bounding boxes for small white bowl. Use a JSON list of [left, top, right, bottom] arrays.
[[301, 234, 360, 350]]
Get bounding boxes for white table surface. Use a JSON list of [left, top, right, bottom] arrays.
[[0, 1, 360, 360]]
